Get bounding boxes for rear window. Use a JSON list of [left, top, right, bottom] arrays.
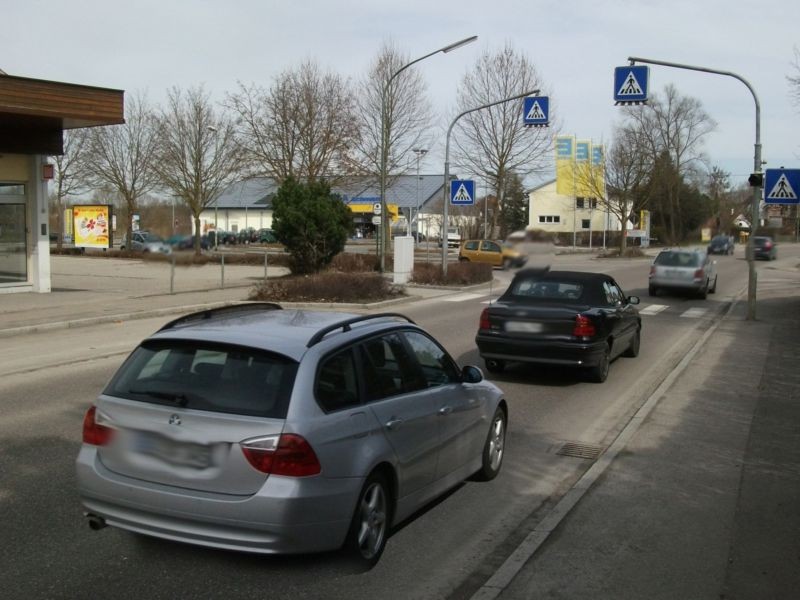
[[509, 277, 584, 301], [654, 251, 701, 267], [104, 340, 298, 418]]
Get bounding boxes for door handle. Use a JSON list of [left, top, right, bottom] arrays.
[[385, 418, 403, 430], [438, 406, 453, 416]]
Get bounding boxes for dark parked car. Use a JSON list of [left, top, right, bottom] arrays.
[[707, 235, 734, 255], [753, 235, 777, 260], [77, 305, 506, 567], [475, 269, 641, 383], [258, 228, 278, 244]]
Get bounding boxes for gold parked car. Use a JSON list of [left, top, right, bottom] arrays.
[[458, 240, 527, 269]]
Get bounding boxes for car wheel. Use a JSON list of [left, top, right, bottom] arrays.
[[474, 407, 506, 481], [623, 328, 641, 358], [648, 285, 657, 297], [485, 359, 505, 374], [502, 258, 512, 270], [710, 275, 718, 293], [588, 345, 610, 383], [344, 471, 390, 569], [697, 281, 708, 300], [458, 257, 468, 263]]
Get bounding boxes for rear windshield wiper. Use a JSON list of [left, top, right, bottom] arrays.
[[128, 388, 191, 406]]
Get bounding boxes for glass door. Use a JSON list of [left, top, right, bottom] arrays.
[[0, 183, 28, 284]]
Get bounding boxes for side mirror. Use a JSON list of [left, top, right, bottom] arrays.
[[462, 365, 484, 384], [628, 296, 640, 305]]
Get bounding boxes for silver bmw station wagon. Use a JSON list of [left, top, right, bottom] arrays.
[[76, 304, 507, 567]]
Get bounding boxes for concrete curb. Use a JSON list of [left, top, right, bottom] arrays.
[[0, 289, 439, 339]]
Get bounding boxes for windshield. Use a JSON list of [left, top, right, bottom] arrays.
[[143, 232, 164, 243], [105, 340, 298, 418]]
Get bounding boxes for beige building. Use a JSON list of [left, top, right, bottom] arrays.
[[527, 179, 623, 241]]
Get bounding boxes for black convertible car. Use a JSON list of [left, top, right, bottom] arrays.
[[475, 269, 641, 383]]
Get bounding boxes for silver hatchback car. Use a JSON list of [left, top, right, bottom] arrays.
[[649, 248, 718, 299], [76, 304, 506, 567]]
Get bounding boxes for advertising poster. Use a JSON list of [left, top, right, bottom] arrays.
[[73, 205, 112, 249]]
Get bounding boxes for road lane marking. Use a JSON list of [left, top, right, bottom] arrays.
[[639, 304, 669, 315]]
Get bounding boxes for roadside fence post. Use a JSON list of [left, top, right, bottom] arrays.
[[220, 253, 225, 289], [264, 251, 269, 280]]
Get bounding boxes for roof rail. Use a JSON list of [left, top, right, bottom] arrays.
[[306, 313, 415, 347], [158, 302, 282, 331]]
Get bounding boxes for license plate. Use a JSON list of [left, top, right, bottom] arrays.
[[505, 321, 543, 333], [135, 433, 213, 469]]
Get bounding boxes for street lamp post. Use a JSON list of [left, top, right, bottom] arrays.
[[442, 89, 539, 275], [627, 56, 762, 320], [379, 35, 478, 272], [412, 148, 428, 240]]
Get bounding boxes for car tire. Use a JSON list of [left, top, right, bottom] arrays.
[[502, 258, 512, 270], [698, 281, 708, 300], [459, 257, 468, 263], [623, 327, 641, 358], [344, 471, 390, 569], [473, 407, 506, 482], [648, 285, 657, 297], [588, 345, 610, 383], [710, 275, 718, 293], [485, 359, 506, 374]]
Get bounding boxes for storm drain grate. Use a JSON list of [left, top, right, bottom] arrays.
[[556, 442, 604, 460]]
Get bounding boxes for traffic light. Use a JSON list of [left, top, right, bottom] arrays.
[[748, 173, 763, 187]]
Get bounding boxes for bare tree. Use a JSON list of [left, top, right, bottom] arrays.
[[452, 44, 553, 235], [84, 92, 161, 245], [51, 128, 92, 249], [789, 46, 800, 107], [155, 86, 243, 254], [227, 61, 360, 182], [605, 126, 651, 252], [353, 41, 434, 182], [623, 84, 716, 243]]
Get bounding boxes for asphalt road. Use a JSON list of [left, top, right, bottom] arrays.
[[0, 248, 754, 599]]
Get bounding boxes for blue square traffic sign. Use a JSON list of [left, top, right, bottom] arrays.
[[450, 180, 475, 206], [523, 96, 549, 126], [614, 65, 649, 103], [764, 168, 800, 204]]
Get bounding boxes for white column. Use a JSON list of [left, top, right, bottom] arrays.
[[31, 155, 51, 293]]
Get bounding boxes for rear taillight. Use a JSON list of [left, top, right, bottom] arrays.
[[572, 314, 596, 337], [82, 406, 114, 446], [479, 308, 491, 330], [693, 268, 705, 281], [240, 434, 321, 477], [764, 241, 772, 249]]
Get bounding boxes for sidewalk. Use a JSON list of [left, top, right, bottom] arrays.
[[478, 271, 800, 598], [0, 254, 456, 336]]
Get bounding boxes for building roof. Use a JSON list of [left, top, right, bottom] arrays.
[[213, 175, 447, 210], [526, 178, 557, 194]]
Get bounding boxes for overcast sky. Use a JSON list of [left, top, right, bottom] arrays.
[[5, 0, 799, 187]]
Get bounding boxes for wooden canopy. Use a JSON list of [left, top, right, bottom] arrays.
[[0, 73, 124, 155]]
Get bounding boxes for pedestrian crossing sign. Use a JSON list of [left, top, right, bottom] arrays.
[[523, 96, 549, 127], [450, 180, 475, 206], [614, 65, 649, 104], [764, 168, 800, 204]]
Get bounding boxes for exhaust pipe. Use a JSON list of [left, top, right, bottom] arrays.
[[85, 513, 107, 531]]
